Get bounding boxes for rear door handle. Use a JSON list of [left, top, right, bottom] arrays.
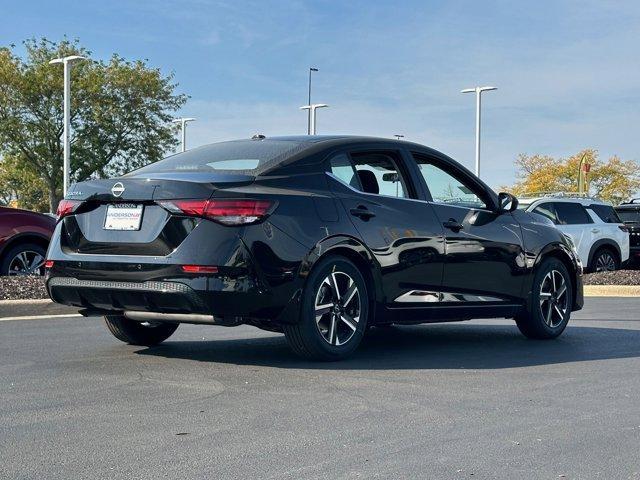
[[443, 219, 463, 232], [350, 206, 376, 220], [591, 228, 600, 233]]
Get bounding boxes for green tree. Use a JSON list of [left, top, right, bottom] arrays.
[[506, 149, 640, 204], [0, 155, 49, 211], [0, 38, 187, 212]]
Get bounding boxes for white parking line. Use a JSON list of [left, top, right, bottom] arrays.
[[0, 314, 83, 322]]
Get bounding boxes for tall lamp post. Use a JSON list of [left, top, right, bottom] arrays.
[[172, 118, 196, 152], [49, 55, 87, 197], [461, 86, 497, 178], [307, 67, 319, 135], [299, 104, 328, 135], [394, 134, 405, 140]]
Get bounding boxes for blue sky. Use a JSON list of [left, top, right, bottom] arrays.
[[2, 0, 639, 189]]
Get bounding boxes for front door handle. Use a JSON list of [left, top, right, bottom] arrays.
[[443, 219, 463, 232], [350, 206, 376, 220], [591, 228, 600, 233]]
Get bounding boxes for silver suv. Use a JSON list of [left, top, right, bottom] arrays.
[[517, 194, 630, 272]]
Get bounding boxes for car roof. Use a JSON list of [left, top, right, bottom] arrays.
[[518, 197, 611, 206]]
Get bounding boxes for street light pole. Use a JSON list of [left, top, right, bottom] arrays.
[[299, 104, 328, 135], [394, 134, 405, 140], [461, 86, 497, 178], [307, 67, 319, 135], [172, 118, 196, 152], [49, 55, 87, 197]]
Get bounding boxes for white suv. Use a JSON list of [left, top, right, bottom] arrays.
[[517, 195, 630, 272]]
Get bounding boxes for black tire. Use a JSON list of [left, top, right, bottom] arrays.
[[104, 315, 178, 346], [590, 247, 619, 272], [0, 242, 47, 276], [284, 255, 369, 361], [515, 258, 573, 339]]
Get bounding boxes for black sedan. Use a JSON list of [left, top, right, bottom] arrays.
[[46, 136, 583, 360]]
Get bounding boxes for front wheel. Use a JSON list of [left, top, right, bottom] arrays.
[[104, 315, 178, 346], [515, 258, 573, 339], [284, 256, 369, 361]]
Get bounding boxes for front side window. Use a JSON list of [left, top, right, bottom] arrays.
[[554, 202, 592, 225], [412, 155, 488, 209]]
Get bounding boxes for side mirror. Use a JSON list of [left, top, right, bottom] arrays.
[[498, 192, 519, 213]]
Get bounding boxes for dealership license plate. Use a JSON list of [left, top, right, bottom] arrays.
[[104, 204, 144, 231]]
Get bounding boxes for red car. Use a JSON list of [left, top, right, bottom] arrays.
[[0, 206, 56, 276]]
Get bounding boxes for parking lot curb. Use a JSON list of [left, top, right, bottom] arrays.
[[0, 299, 79, 320], [583, 285, 640, 297]]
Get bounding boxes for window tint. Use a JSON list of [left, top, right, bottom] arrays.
[[616, 209, 640, 223], [532, 203, 557, 223], [412, 156, 487, 209], [554, 202, 592, 225], [129, 139, 306, 175], [589, 204, 621, 223], [350, 152, 409, 198], [329, 154, 359, 189]]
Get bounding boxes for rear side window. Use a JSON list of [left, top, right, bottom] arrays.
[[329, 151, 411, 199], [532, 203, 557, 223], [329, 154, 359, 188], [554, 202, 592, 225], [589, 204, 621, 223]]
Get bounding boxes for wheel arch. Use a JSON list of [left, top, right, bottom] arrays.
[[301, 235, 383, 324], [0, 233, 50, 262], [535, 243, 580, 311], [587, 239, 621, 271]]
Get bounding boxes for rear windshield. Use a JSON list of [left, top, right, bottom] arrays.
[[128, 140, 307, 176], [616, 209, 640, 223]]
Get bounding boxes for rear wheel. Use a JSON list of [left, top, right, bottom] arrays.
[[104, 315, 178, 346], [515, 258, 572, 339], [0, 243, 47, 276], [284, 256, 369, 361], [591, 247, 619, 272]]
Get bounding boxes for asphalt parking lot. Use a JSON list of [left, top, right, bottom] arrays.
[[2, 298, 640, 480]]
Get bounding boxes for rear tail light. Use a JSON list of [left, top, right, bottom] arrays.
[[619, 225, 630, 233], [181, 265, 219, 274], [56, 199, 82, 219], [159, 199, 274, 225]]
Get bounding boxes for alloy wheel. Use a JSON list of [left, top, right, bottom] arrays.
[[314, 271, 361, 346], [595, 252, 616, 272], [538, 269, 569, 328], [7, 250, 46, 276]]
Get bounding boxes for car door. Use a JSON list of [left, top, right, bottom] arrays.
[[327, 150, 445, 305], [407, 151, 526, 304], [553, 202, 593, 265]]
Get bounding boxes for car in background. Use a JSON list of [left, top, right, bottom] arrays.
[[517, 195, 629, 272], [0, 206, 56, 276], [45, 136, 583, 360], [615, 199, 640, 265]]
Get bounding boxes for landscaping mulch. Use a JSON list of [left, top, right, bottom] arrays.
[[583, 269, 640, 286], [0, 276, 49, 300]]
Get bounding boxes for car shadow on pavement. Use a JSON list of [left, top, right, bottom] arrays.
[[135, 322, 640, 370]]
